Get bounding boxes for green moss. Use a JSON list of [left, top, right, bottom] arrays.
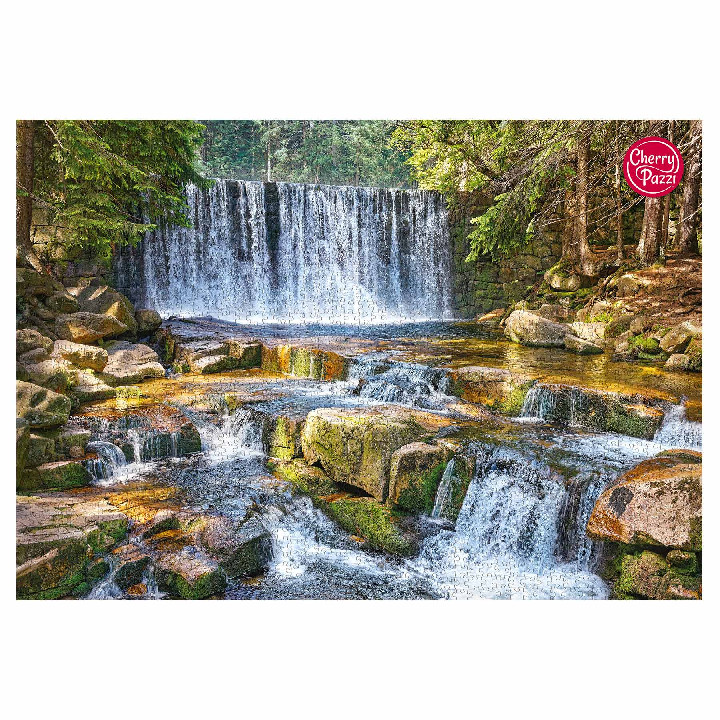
[[320, 497, 414, 557], [395, 461, 447, 514], [629, 335, 661, 353], [589, 311, 614, 323], [18, 460, 90, 492], [270, 459, 339, 496], [497, 382, 534, 416], [142, 516, 180, 539], [115, 558, 150, 590], [87, 518, 129, 554], [156, 567, 226, 599]]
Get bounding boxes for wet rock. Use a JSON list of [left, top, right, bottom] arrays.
[[17, 328, 54, 356], [587, 455, 702, 551], [16, 380, 71, 429], [301, 406, 430, 501], [154, 543, 226, 600], [100, 341, 165, 385], [504, 310, 569, 347], [135, 308, 162, 334], [564, 334, 603, 355], [270, 459, 339, 496], [446, 366, 535, 415], [616, 550, 668, 598], [267, 414, 305, 460], [199, 516, 272, 579], [26, 433, 56, 468], [115, 555, 151, 591], [18, 458, 91, 492], [16, 493, 128, 599], [127, 583, 147, 596], [189, 354, 243, 374], [52, 340, 108, 371], [262, 344, 349, 380], [224, 340, 263, 368], [55, 311, 128, 344], [388, 442, 446, 512]]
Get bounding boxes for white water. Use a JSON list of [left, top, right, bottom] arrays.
[[115, 180, 454, 324], [431, 459, 457, 519]]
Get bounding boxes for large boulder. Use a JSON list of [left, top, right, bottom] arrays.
[[52, 340, 108, 371], [568, 321, 606, 345], [99, 342, 165, 386], [55, 311, 128, 344], [135, 308, 162, 335], [659, 321, 700, 354], [199, 515, 272, 579], [388, 442, 446, 512], [21, 357, 77, 393], [70, 372, 116, 404], [17, 329, 54, 356], [68, 281, 137, 335], [446, 366, 535, 415], [301, 406, 430, 501], [504, 310, 569, 347], [587, 455, 702, 551], [564, 334, 603, 355], [16, 381, 71, 429]]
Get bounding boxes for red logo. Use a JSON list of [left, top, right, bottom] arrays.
[[623, 136, 683, 197]]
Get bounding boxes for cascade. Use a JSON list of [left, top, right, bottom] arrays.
[[431, 459, 457, 519], [115, 180, 454, 324], [85, 441, 128, 483]]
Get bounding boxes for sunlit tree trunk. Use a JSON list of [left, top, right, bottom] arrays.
[[676, 120, 702, 255], [16, 120, 44, 272], [637, 196, 663, 265], [575, 126, 594, 275]]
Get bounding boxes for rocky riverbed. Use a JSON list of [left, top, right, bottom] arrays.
[[16, 270, 702, 600]]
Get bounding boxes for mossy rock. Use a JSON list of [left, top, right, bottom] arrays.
[[18, 459, 90, 492], [87, 518, 129, 554], [319, 497, 415, 557], [270, 459, 339, 497], [115, 557, 150, 590], [156, 566, 226, 600]]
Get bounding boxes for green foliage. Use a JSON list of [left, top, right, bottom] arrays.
[[200, 120, 409, 187], [33, 120, 208, 260]]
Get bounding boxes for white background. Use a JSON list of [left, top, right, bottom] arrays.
[[2, 2, 716, 717]]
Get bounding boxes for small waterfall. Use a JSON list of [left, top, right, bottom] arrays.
[[652, 402, 702, 450], [431, 459, 457, 519], [519, 384, 557, 421], [349, 359, 452, 409], [196, 409, 265, 463], [86, 441, 128, 483], [415, 444, 609, 599], [115, 180, 454, 324]]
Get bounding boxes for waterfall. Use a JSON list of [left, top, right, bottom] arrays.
[[85, 441, 128, 484], [115, 180, 454, 325], [652, 402, 702, 450], [431, 459, 457, 519], [416, 444, 609, 599]]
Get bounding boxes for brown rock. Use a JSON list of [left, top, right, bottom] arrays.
[[55, 312, 128, 344]]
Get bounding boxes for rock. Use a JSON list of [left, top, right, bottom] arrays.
[[200, 516, 272, 579], [665, 353, 700, 373], [270, 459, 339, 496], [616, 550, 668, 598], [604, 315, 635, 339], [26, 433, 56, 468], [154, 544, 226, 600], [564, 334, 603, 355], [576, 301, 612, 323], [16, 380, 71, 429], [224, 340, 263, 368], [100, 341, 165, 385], [68, 282, 137, 335], [504, 310, 569, 347], [22, 358, 77, 393], [70, 372, 116, 404], [52, 340, 108, 371], [44, 291, 79, 315], [301, 406, 430, 501], [189, 354, 243, 374], [545, 269, 581, 291], [666, 550, 698, 574], [476, 308, 505, 324], [616, 274, 642, 297], [18, 459, 91, 492], [388, 442, 446, 512], [55, 311, 128, 344], [135, 308, 162, 334], [16, 419, 30, 485], [660, 322, 696, 354], [17, 328, 54, 356], [446, 366, 534, 415], [16, 493, 128, 599], [587, 455, 702, 551], [534, 303, 574, 323], [18, 347, 51, 365], [569, 321, 606, 345], [526, 383, 664, 438], [115, 556, 151, 591], [16, 268, 64, 298], [261, 344, 349, 381]]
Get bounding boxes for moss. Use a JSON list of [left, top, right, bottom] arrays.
[[156, 567, 226, 599], [270, 459, 339, 496], [18, 460, 90, 492], [115, 558, 150, 590], [589, 311, 614, 323], [143, 516, 181, 539], [319, 497, 414, 557], [496, 382, 534, 416], [395, 461, 447, 514], [87, 518, 129, 554], [446, 456, 475, 523], [629, 335, 661, 354]]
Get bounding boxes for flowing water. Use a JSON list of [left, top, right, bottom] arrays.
[[115, 180, 453, 324]]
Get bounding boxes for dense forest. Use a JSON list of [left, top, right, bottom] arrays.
[[17, 119, 701, 281]]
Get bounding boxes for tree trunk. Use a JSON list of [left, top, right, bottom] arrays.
[[659, 121, 674, 256], [676, 120, 702, 255], [16, 120, 43, 272], [637, 196, 663, 265], [614, 122, 624, 262], [575, 127, 594, 275]]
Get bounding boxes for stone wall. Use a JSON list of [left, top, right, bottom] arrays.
[[449, 193, 562, 318]]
